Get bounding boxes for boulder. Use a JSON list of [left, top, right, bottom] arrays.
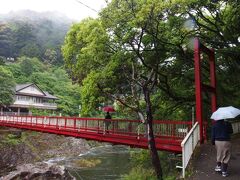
[[1, 162, 75, 180]]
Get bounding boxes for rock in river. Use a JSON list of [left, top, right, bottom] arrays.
[[1, 162, 75, 180]]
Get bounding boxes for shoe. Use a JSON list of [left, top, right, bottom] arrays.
[[215, 165, 221, 172], [222, 171, 229, 177]]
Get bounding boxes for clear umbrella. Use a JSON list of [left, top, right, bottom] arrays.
[[210, 106, 240, 121]]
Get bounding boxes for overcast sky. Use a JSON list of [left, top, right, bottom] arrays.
[[0, 0, 107, 20]]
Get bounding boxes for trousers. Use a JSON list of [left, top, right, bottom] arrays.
[[215, 140, 231, 164]]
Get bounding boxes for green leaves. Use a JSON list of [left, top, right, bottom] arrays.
[[0, 66, 15, 106], [62, 0, 240, 117], [62, 18, 110, 84]]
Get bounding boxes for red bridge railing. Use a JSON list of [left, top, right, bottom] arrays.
[[0, 115, 192, 152]]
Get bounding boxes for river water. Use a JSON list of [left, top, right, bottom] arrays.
[[47, 145, 133, 180]]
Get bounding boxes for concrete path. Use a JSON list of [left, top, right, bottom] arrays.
[[188, 135, 240, 180]]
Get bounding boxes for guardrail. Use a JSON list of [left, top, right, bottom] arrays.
[[178, 122, 200, 178]]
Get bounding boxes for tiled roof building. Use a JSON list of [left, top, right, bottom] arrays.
[[1, 83, 58, 115]]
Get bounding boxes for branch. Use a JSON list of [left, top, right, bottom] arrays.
[[97, 83, 139, 112]]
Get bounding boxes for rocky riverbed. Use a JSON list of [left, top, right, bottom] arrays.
[[0, 127, 93, 178]]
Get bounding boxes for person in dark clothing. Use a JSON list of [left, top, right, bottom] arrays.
[[104, 112, 111, 133], [211, 119, 233, 177]]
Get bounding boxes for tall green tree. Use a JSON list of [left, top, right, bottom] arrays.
[[0, 66, 15, 106], [18, 56, 45, 76], [0, 24, 13, 58], [62, 1, 195, 178]]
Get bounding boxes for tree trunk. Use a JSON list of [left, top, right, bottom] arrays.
[[143, 86, 163, 180]]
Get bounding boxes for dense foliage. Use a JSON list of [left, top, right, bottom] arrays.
[[123, 150, 178, 180], [0, 66, 15, 106]]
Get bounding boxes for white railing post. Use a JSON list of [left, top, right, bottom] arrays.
[[137, 125, 140, 140], [179, 122, 200, 179], [231, 120, 240, 134], [103, 123, 106, 135]]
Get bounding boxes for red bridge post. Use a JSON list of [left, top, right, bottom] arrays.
[[194, 38, 217, 143]]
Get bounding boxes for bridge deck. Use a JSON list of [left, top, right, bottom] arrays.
[[0, 115, 192, 153]]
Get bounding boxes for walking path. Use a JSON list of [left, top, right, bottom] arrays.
[[188, 135, 240, 180]]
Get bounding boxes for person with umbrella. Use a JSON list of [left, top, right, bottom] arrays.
[[104, 111, 112, 133], [103, 106, 115, 134], [211, 106, 240, 177]]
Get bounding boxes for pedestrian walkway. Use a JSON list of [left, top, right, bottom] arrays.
[[188, 135, 240, 180]]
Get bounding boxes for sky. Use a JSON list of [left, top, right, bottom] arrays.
[[0, 0, 108, 20]]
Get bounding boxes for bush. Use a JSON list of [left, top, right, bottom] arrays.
[[122, 167, 156, 180]]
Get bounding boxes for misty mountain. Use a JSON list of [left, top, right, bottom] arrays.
[[0, 10, 74, 65]]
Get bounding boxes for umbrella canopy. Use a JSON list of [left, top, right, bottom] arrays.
[[210, 106, 240, 120], [102, 106, 115, 112]]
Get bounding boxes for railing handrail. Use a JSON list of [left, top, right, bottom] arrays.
[[0, 114, 192, 125], [181, 122, 199, 146]]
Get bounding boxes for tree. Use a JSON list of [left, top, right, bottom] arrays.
[[18, 56, 45, 76], [0, 24, 13, 58], [62, 1, 191, 178], [0, 66, 15, 106], [43, 49, 58, 64], [62, 0, 240, 178]]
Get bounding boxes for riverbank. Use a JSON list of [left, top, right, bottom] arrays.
[[0, 127, 181, 179], [0, 127, 92, 177]]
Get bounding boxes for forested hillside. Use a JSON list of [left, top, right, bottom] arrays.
[[0, 10, 81, 116], [0, 10, 72, 65]]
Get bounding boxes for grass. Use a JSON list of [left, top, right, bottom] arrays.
[[74, 158, 101, 168], [2, 134, 21, 145]]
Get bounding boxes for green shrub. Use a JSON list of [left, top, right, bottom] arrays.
[[122, 167, 156, 180], [2, 134, 21, 145]]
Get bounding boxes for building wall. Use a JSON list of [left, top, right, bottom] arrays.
[[16, 95, 43, 103], [13, 95, 57, 110]]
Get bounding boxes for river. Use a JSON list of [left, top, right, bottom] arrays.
[[47, 145, 133, 180]]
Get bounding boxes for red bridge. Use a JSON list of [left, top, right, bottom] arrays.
[[0, 115, 193, 153], [0, 39, 216, 155]]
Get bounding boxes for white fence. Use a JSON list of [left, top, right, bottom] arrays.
[[179, 122, 200, 178], [179, 120, 240, 179], [231, 120, 240, 134]]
